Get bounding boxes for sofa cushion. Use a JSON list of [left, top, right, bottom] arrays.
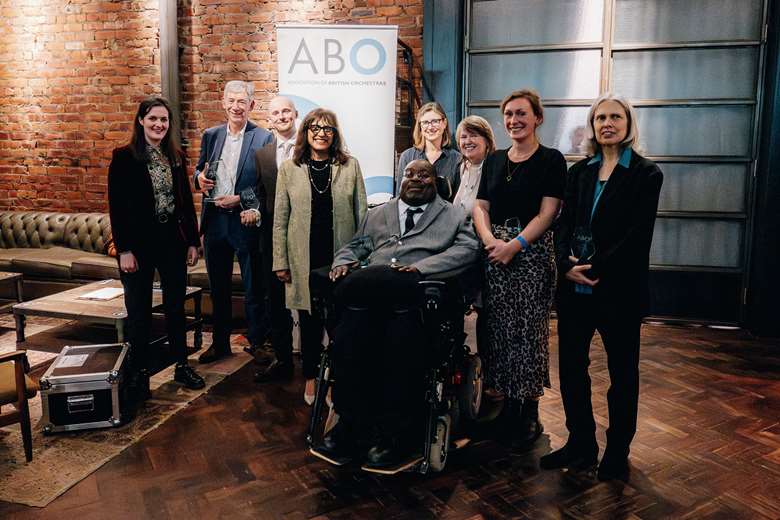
[[0, 212, 68, 249], [71, 254, 120, 280], [64, 214, 111, 254], [9, 247, 88, 279], [188, 262, 244, 292]]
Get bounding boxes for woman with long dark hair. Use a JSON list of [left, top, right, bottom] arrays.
[[108, 96, 204, 402], [542, 94, 663, 481], [273, 108, 367, 404]]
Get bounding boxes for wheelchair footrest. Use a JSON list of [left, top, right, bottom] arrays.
[[309, 447, 351, 467], [361, 456, 424, 475]]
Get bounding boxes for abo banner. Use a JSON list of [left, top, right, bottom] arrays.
[[277, 24, 398, 204]]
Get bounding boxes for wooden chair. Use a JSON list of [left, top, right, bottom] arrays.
[[0, 350, 38, 462]]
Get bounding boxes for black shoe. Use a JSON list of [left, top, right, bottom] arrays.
[[512, 399, 543, 448], [597, 454, 630, 482], [198, 344, 231, 364], [540, 444, 598, 471], [254, 359, 294, 383], [174, 363, 206, 390], [247, 344, 276, 365], [311, 422, 354, 466]]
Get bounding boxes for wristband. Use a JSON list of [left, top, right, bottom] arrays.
[[516, 235, 529, 250]]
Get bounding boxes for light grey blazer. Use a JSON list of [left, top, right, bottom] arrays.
[[332, 195, 479, 276]]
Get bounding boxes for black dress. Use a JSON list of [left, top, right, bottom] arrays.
[[299, 158, 334, 380], [476, 145, 566, 401]]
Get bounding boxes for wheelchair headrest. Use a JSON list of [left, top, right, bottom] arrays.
[[436, 176, 453, 202]]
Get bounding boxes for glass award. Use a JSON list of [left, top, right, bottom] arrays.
[[571, 226, 595, 295], [239, 187, 260, 212], [203, 159, 221, 203]]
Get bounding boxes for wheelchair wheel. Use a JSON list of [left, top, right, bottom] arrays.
[[458, 354, 483, 421], [428, 414, 451, 473]]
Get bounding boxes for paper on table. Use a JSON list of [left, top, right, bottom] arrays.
[[77, 287, 124, 301]]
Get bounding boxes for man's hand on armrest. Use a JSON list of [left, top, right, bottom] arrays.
[[329, 262, 358, 281]]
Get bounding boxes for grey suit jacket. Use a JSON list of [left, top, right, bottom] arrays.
[[332, 195, 479, 276]]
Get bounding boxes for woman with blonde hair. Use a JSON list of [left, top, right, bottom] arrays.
[[453, 115, 496, 216], [542, 94, 662, 481], [472, 89, 566, 448], [273, 108, 367, 404], [395, 102, 461, 199]]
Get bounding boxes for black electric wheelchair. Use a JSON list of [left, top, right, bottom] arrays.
[[305, 263, 483, 475]]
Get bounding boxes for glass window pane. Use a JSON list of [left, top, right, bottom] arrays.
[[614, 0, 763, 44], [469, 51, 601, 102], [658, 163, 747, 213], [471, 0, 604, 48], [650, 218, 742, 267], [469, 106, 591, 153], [636, 106, 753, 156], [612, 48, 758, 100]]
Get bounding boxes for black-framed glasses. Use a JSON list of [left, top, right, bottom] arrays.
[[403, 169, 433, 180], [419, 118, 443, 128], [309, 124, 335, 136]]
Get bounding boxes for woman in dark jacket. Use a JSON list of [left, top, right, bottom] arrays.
[[541, 93, 663, 482], [108, 96, 205, 400]]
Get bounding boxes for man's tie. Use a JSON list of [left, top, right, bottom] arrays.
[[404, 207, 424, 235]]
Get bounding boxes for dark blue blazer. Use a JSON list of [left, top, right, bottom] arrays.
[[194, 121, 273, 234]]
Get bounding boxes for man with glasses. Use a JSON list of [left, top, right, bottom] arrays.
[[311, 159, 478, 470], [241, 95, 299, 382], [193, 80, 273, 364]]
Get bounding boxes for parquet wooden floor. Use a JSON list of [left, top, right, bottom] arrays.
[[1, 321, 778, 519]]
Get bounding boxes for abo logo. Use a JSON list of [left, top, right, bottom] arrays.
[[288, 38, 386, 75]]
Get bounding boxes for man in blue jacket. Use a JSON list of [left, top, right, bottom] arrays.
[[194, 80, 273, 363]]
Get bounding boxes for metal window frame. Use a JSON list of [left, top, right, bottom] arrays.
[[463, 0, 770, 323]]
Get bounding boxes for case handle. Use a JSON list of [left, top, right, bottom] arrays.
[[67, 394, 95, 414]]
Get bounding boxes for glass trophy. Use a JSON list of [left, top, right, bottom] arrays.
[[239, 187, 260, 212], [203, 159, 221, 203], [571, 226, 595, 294]]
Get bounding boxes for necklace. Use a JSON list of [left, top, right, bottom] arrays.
[[505, 145, 537, 182], [308, 161, 332, 194], [309, 160, 329, 172], [505, 160, 523, 182]]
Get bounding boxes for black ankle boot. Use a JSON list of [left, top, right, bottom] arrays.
[[513, 399, 543, 448]]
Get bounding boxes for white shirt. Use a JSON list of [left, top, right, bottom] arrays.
[[275, 131, 297, 167], [452, 161, 483, 216], [397, 200, 429, 235], [213, 122, 247, 198]]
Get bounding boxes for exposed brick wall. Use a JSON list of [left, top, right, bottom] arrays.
[[178, 0, 424, 169], [0, 0, 423, 212], [0, 0, 162, 212]]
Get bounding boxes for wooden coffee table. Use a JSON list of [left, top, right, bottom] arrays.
[[12, 279, 203, 349], [0, 271, 23, 314]]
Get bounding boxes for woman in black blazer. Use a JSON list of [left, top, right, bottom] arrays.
[[541, 94, 663, 481], [108, 97, 205, 401]]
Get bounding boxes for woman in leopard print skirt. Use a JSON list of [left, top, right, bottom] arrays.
[[472, 89, 566, 447]]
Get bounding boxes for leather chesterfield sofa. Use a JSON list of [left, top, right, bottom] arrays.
[[0, 211, 242, 314]]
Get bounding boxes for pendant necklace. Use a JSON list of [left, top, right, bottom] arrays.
[[308, 160, 332, 194], [505, 145, 537, 182]]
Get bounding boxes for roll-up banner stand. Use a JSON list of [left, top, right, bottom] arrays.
[[277, 24, 398, 205]]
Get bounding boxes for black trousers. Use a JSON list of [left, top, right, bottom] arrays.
[[556, 292, 642, 459], [331, 265, 425, 439], [262, 226, 293, 364], [120, 221, 188, 373], [204, 211, 268, 348]]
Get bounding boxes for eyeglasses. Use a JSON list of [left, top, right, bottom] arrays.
[[309, 124, 335, 136], [403, 169, 433, 180], [419, 118, 443, 128]]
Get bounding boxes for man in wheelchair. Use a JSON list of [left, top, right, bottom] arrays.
[[310, 159, 479, 471]]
